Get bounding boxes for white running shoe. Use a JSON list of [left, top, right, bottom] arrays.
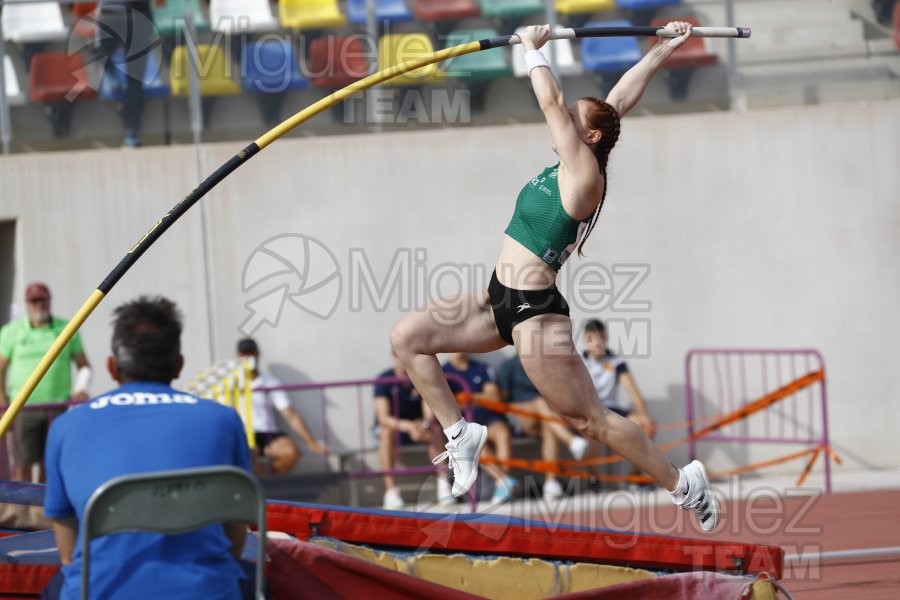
[[543, 477, 564, 502], [382, 486, 404, 510], [568, 436, 589, 461], [432, 422, 488, 497], [672, 460, 720, 532]]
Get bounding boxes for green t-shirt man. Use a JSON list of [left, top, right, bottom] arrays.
[[0, 316, 84, 405]]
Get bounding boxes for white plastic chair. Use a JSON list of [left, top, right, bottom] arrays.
[[1, 2, 68, 43], [512, 27, 583, 77], [210, 0, 279, 34], [3, 56, 24, 106], [81, 466, 266, 600]]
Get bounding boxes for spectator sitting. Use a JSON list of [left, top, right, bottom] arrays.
[[236, 338, 326, 475], [0, 282, 91, 483], [581, 320, 656, 440], [42, 295, 254, 599], [496, 352, 589, 501], [442, 352, 516, 504], [373, 352, 449, 510]]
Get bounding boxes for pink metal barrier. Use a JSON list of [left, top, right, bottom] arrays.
[[685, 349, 831, 492], [261, 373, 474, 507]]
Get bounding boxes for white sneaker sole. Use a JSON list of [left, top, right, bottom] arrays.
[[452, 424, 488, 497]]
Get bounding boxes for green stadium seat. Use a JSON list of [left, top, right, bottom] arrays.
[[443, 29, 512, 81], [479, 0, 544, 20], [152, 0, 209, 37]]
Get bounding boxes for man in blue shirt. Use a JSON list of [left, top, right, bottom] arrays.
[[43, 296, 253, 599]]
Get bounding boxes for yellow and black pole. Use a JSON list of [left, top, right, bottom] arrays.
[[0, 24, 749, 437]]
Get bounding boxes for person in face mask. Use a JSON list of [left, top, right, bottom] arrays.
[[236, 338, 326, 475], [0, 282, 92, 482]]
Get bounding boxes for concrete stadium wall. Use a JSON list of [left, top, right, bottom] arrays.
[[1, 98, 897, 480]]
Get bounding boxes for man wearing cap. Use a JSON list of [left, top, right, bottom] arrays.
[[0, 283, 92, 482]]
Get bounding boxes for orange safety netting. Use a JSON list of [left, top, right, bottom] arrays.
[[460, 369, 831, 484]]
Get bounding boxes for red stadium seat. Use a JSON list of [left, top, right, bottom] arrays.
[[71, 2, 99, 38], [71, 1, 97, 17], [411, 0, 481, 22], [308, 35, 372, 89], [28, 52, 98, 103], [647, 17, 717, 68]]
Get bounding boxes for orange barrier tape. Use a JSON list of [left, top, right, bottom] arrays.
[[482, 445, 837, 487], [455, 369, 825, 446], [455, 393, 568, 425], [687, 369, 825, 441]]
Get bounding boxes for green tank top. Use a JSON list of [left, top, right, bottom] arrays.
[[504, 163, 588, 271]]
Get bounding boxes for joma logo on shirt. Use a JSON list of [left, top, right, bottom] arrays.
[[89, 392, 199, 409]]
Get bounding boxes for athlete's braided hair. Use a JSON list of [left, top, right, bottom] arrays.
[[576, 98, 621, 256]]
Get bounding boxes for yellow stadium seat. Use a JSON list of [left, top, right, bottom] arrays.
[[555, 0, 615, 15], [279, 0, 348, 30], [170, 44, 241, 96], [378, 33, 444, 86]]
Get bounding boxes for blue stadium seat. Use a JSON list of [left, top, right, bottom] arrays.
[[580, 20, 641, 74], [241, 39, 309, 93], [346, 0, 415, 24], [99, 48, 169, 101], [615, 0, 681, 9]]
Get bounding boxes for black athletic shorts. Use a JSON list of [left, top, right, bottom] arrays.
[[488, 269, 570, 345]]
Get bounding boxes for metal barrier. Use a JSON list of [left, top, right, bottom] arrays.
[[685, 348, 831, 492], [259, 373, 473, 508]]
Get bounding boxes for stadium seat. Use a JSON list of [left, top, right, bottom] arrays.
[[378, 32, 444, 85], [28, 52, 98, 103], [615, 0, 681, 10], [210, 0, 278, 33], [579, 20, 641, 75], [152, 0, 209, 37], [346, 0, 415, 25], [3, 56, 25, 106], [169, 44, 240, 96], [512, 27, 583, 77], [555, 0, 615, 16], [412, 0, 481, 22], [308, 35, 372, 88], [443, 29, 512, 81], [2, 2, 68, 43], [479, 0, 544, 20], [71, 2, 99, 38], [98, 48, 169, 101], [241, 39, 309, 93], [279, 0, 347, 30]]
